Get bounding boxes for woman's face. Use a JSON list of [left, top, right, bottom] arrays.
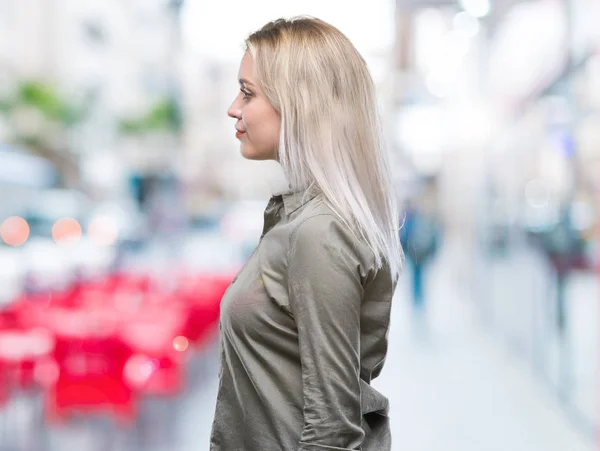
[[227, 52, 280, 160]]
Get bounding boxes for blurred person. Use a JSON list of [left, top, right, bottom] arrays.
[[210, 17, 402, 451], [399, 179, 442, 321], [538, 204, 587, 335]]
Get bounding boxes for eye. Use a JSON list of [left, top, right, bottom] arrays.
[[240, 88, 252, 100]]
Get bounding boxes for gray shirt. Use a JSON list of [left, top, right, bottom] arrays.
[[210, 189, 396, 451]]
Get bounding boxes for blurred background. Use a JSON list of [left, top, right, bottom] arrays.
[[0, 0, 599, 450]]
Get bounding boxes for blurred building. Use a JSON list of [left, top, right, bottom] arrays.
[[392, 0, 600, 436], [0, 0, 184, 195]]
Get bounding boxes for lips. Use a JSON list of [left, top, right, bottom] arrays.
[[235, 128, 246, 138]]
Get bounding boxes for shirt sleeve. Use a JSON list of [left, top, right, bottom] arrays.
[[287, 215, 366, 451]]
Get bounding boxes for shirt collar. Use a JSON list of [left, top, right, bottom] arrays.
[[262, 184, 320, 237], [280, 185, 320, 216]]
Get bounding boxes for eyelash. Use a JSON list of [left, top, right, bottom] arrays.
[[240, 88, 252, 100]]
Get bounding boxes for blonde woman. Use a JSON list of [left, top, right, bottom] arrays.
[[210, 17, 402, 451]]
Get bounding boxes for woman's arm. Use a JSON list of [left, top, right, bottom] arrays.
[[288, 214, 367, 451]]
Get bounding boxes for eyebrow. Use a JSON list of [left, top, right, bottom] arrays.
[[239, 78, 255, 87]]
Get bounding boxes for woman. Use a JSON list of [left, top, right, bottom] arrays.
[[210, 16, 402, 451]]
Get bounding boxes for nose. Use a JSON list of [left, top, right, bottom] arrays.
[[227, 95, 242, 119]]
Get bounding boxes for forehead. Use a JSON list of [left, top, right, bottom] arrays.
[[238, 52, 256, 83]]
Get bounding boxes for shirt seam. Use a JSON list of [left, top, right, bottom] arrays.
[[287, 213, 339, 263], [288, 213, 378, 290], [287, 213, 389, 385]]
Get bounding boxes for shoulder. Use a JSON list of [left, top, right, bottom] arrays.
[[291, 211, 351, 246], [289, 200, 376, 275], [291, 197, 351, 244]]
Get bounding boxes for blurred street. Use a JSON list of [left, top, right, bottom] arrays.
[[1, 0, 599, 449], [379, 241, 594, 451]]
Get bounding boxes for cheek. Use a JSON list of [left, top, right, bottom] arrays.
[[264, 108, 281, 142], [265, 120, 280, 145], [244, 108, 280, 145]]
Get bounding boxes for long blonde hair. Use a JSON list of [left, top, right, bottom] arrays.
[[246, 16, 403, 277]]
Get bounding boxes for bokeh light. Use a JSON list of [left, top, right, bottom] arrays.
[[0, 216, 30, 246], [52, 218, 82, 244], [87, 216, 119, 246], [124, 354, 158, 387], [173, 335, 189, 352]]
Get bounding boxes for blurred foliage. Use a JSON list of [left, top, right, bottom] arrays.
[[118, 96, 182, 135], [0, 80, 86, 187], [0, 80, 85, 125]]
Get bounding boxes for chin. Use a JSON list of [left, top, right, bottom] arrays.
[[240, 144, 275, 161]]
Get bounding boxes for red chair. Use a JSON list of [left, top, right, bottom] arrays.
[[177, 274, 232, 347], [44, 308, 136, 426], [120, 307, 188, 397], [0, 326, 55, 390]]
